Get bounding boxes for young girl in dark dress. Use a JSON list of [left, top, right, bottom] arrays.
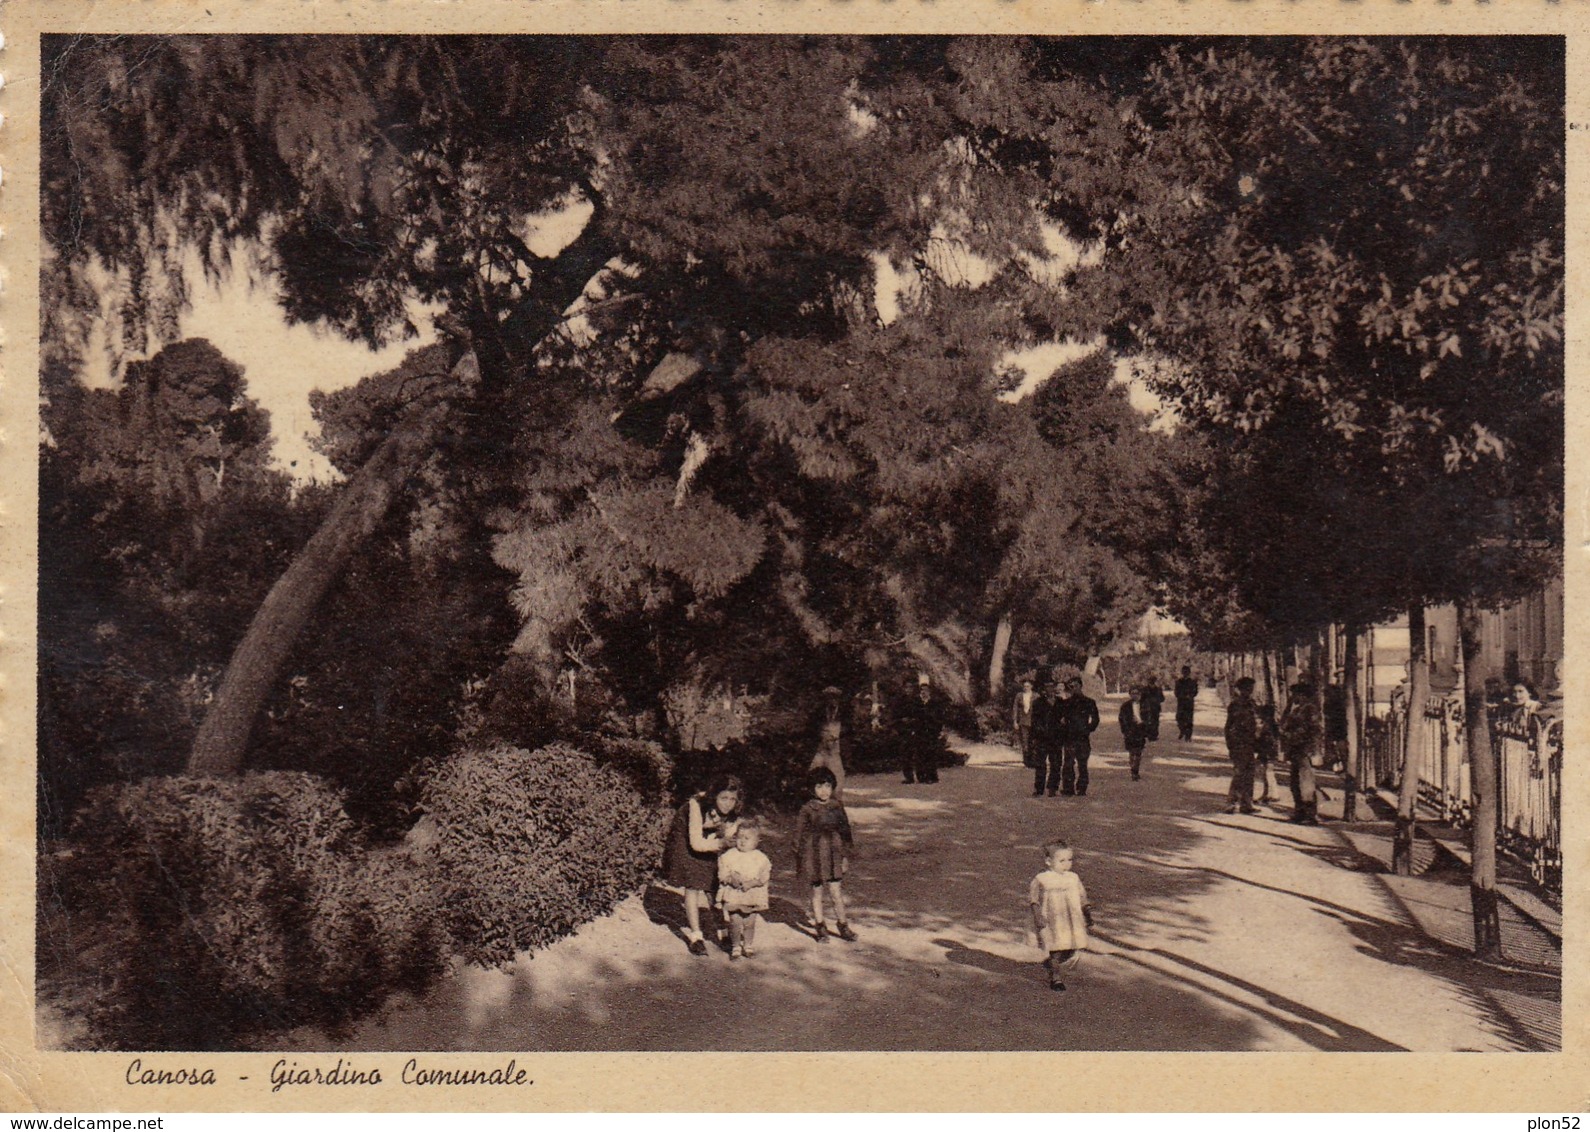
[[661, 775, 744, 955], [793, 767, 857, 942]]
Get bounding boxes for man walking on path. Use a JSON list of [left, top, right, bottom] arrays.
[[1029, 675, 1065, 796], [1118, 686, 1148, 781], [1058, 675, 1101, 796], [1139, 677, 1165, 742], [1223, 676, 1259, 815], [1281, 680, 1322, 824], [899, 678, 943, 785], [1174, 665, 1200, 741], [1013, 677, 1038, 770]]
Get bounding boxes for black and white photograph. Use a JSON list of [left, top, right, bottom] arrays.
[[6, 5, 1580, 1112]]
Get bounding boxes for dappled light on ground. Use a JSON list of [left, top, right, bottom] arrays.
[[281, 698, 1558, 1052]]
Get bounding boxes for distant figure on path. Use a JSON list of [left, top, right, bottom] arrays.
[[1013, 677, 1038, 769], [1223, 677, 1259, 815], [716, 822, 772, 959], [899, 679, 943, 785], [1174, 665, 1200, 741], [794, 768, 858, 942], [1254, 702, 1280, 805], [1281, 681, 1322, 825], [661, 775, 745, 955], [1029, 675, 1064, 796], [809, 685, 848, 797], [1029, 838, 1093, 992], [1323, 678, 1349, 772], [1058, 676, 1101, 796], [1139, 677, 1165, 742], [1118, 687, 1148, 781]]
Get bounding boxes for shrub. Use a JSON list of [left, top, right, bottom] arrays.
[[421, 743, 667, 967], [581, 733, 673, 804], [973, 703, 1013, 745], [53, 772, 442, 1050]]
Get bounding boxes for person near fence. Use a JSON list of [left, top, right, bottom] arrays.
[[1174, 665, 1200, 741], [1059, 675, 1101, 796], [1254, 701, 1280, 805], [1223, 676, 1259, 815], [1118, 687, 1148, 781], [1281, 681, 1322, 825], [1324, 678, 1349, 773], [1510, 679, 1542, 723]]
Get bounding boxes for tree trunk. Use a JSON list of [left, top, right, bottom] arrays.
[[1394, 604, 1429, 875], [1342, 624, 1363, 822], [1459, 601, 1504, 960], [1310, 633, 1327, 778], [187, 377, 468, 775], [988, 612, 1013, 704], [184, 215, 625, 778], [1261, 649, 1275, 709]]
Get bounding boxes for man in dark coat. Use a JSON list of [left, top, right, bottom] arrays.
[[1139, 677, 1165, 741], [1058, 676, 1101, 796], [1118, 686, 1148, 781], [899, 680, 943, 785], [1174, 665, 1200, 741], [1281, 681, 1322, 824], [1224, 676, 1259, 814], [1028, 676, 1065, 796]]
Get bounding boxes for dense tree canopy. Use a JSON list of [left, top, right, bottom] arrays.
[[39, 35, 1563, 816]]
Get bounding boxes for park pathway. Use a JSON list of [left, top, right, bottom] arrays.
[[284, 698, 1560, 1052]]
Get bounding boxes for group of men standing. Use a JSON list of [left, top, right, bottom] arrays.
[[1223, 676, 1322, 824], [1012, 674, 1101, 797]]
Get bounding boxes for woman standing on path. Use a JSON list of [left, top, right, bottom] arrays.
[[661, 775, 745, 955], [809, 685, 848, 797]]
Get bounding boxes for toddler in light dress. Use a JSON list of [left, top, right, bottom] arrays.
[[1029, 838, 1093, 991], [716, 823, 772, 959]]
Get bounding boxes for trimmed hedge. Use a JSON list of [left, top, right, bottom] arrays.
[[421, 743, 667, 967], [53, 772, 442, 1050]]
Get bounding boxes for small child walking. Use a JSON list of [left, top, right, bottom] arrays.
[[1029, 838, 1093, 991], [716, 823, 772, 959], [794, 767, 858, 942]]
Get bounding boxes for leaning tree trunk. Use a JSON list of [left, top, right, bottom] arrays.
[[988, 612, 1013, 704], [1394, 604, 1430, 875], [1342, 624, 1363, 822], [185, 210, 622, 777], [1458, 601, 1505, 960], [187, 371, 470, 775]]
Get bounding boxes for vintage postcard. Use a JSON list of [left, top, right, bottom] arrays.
[[1, 0, 1584, 1114]]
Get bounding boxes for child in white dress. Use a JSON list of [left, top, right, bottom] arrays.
[[716, 823, 772, 959], [1029, 839, 1093, 991]]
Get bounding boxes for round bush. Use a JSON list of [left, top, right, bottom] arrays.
[[421, 743, 667, 967], [55, 772, 442, 1049]]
